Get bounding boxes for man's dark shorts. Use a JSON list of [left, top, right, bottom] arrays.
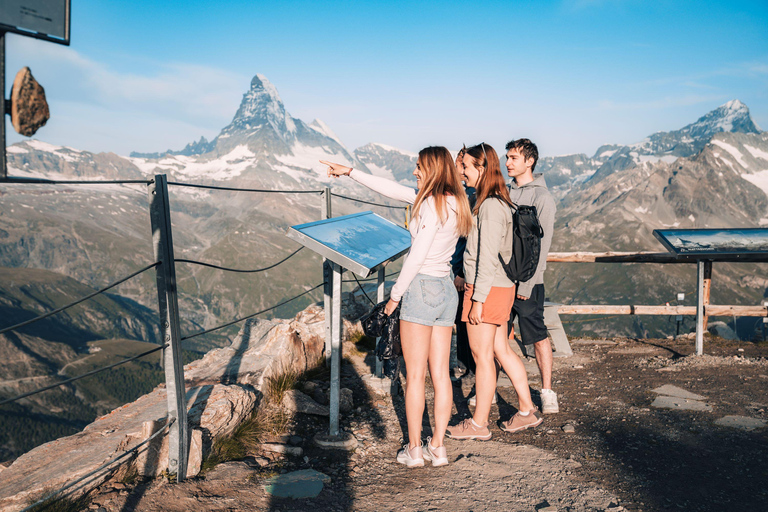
[[508, 283, 548, 345]]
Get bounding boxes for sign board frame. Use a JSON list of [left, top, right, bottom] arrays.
[[0, 0, 71, 45]]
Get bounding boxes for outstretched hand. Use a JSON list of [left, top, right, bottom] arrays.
[[320, 160, 352, 178]]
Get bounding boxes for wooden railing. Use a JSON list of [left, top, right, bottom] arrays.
[[546, 251, 768, 353]]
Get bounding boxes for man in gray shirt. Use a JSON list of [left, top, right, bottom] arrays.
[[505, 138, 559, 414]]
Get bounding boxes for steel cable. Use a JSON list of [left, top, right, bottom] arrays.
[[330, 192, 408, 210], [167, 181, 322, 194], [350, 273, 376, 306], [181, 282, 325, 341], [175, 247, 304, 273], [1, 178, 153, 185], [342, 270, 400, 283], [19, 417, 175, 512], [0, 262, 162, 337], [0, 343, 169, 407]]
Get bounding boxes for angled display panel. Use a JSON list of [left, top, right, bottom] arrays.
[[287, 212, 410, 277], [0, 0, 71, 45], [653, 228, 768, 257]]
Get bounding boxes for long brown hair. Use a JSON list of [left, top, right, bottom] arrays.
[[411, 146, 472, 237], [466, 143, 512, 215]]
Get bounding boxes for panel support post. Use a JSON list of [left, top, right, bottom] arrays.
[[375, 267, 385, 378], [701, 260, 712, 334], [329, 263, 343, 436], [322, 187, 332, 365], [148, 174, 188, 481], [1, 31, 6, 180], [695, 260, 705, 356]]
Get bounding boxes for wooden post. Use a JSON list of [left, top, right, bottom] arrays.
[[148, 174, 188, 481], [322, 187, 332, 365]]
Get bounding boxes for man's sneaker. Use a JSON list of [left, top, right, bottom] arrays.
[[500, 408, 544, 433], [423, 437, 449, 467], [396, 443, 424, 467], [446, 418, 492, 440], [468, 390, 498, 407], [540, 388, 559, 414]]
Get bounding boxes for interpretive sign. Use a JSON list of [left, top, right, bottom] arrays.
[[653, 228, 768, 258], [0, 0, 70, 45], [287, 211, 410, 277], [287, 211, 410, 441]]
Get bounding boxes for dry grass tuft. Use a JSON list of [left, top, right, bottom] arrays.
[[26, 491, 90, 512], [264, 366, 300, 404]]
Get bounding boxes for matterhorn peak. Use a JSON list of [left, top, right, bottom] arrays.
[[220, 74, 297, 138]]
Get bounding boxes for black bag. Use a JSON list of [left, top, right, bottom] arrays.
[[498, 203, 544, 283], [361, 300, 401, 378]]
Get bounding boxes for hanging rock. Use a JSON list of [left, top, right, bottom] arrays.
[[10, 67, 50, 136], [340, 387, 354, 413]]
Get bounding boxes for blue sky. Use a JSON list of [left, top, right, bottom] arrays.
[[4, 0, 768, 157]]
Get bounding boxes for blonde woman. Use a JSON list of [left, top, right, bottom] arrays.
[[446, 143, 543, 441], [321, 147, 471, 467]]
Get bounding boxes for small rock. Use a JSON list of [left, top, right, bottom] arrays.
[[340, 388, 354, 413], [302, 381, 320, 394], [10, 67, 50, 136], [289, 435, 304, 446], [262, 443, 304, 456], [562, 424, 576, 434], [282, 390, 330, 416], [312, 388, 329, 405], [110, 483, 125, 490], [254, 456, 270, 467]]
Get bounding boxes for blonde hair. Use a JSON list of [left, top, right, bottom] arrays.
[[411, 146, 472, 237]]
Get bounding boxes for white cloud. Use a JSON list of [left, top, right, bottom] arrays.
[[5, 35, 248, 154]]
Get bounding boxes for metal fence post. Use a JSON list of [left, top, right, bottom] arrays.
[[695, 260, 705, 356], [375, 267, 385, 378], [148, 174, 188, 481], [322, 187, 333, 366], [1, 32, 7, 180]]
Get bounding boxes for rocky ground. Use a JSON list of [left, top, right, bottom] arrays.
[[85, 336, 768, 512]]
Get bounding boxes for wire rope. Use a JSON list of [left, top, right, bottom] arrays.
[[175, 247, 303, 273]]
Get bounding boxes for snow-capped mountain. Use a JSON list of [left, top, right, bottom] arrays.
[[542, 100, 763, 197], [354, 143, 418, 186]]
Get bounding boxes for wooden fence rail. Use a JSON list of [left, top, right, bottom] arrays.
[[545, 251, 768, 354]]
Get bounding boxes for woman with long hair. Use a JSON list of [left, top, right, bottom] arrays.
[[446, 143, 543, 441], [321, 147, 472, 467]]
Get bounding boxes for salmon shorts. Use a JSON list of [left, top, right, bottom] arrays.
[[461, 283, 516, 326]]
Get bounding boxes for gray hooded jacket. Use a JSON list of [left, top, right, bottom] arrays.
[[508, 174, 556, 297]]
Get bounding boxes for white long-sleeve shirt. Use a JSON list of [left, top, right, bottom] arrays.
[[348, 170, 459, 302]]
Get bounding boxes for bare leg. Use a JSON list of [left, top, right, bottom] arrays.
[[399, 320, 432, 449], [466, 322, 497, 426], [427, 325, 453, 447], [533, 338, 553, 390], [493, 325, 535, 412]]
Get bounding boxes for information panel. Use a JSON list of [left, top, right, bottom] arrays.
[[653, 228, 768, 257], [0, 0, 70, 45], [287, 212, 410, 277]]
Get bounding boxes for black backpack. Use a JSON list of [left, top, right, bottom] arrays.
[[498, 203, 544, 283]]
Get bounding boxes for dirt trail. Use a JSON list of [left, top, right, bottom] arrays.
[[90, 337, 768, 512]]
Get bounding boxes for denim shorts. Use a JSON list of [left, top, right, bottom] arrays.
[[400, 273, 458, 327]]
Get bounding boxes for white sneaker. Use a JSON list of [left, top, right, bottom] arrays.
[[396, 443, 424, 467], [468, 389, 498, 407], [423, 437, 448, 467], [540, 388, 559, 414]]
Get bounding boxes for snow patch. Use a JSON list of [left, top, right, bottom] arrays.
[[741, 170, 768, 197], [634, 206, 649, 214], [688, 215, 696, 222], [598, 149, 617, 159], [369, 143, 418, 158], [638, 155, 678, 164], [560, 168, 572, 176], [744, 144, 768, 161], [365, 163, 395, 181], [711, 139, 748, 168], [6, 145, 28, 154]]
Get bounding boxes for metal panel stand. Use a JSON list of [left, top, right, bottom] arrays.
[[695, 260, 705, 355], [375, 267, 385, 378], [322, 187, 332, 366], [313, 262, 357, 450], [148, 174, 189, 481]]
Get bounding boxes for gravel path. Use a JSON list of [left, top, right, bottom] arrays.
[[91, 336, 768, 512]]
